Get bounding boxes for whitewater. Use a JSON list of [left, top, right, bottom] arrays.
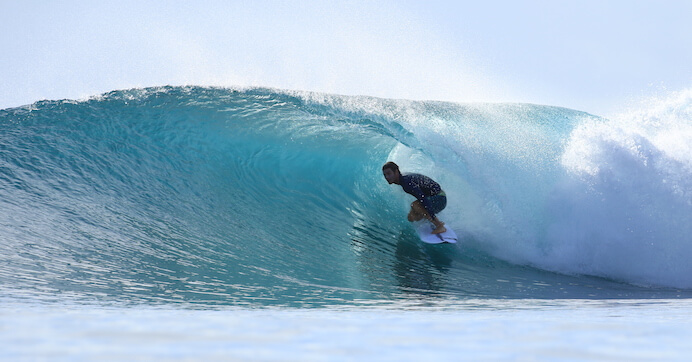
[[1, 86, 691, 359]]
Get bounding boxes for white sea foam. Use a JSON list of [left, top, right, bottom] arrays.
[[543, 89, 692, 287]]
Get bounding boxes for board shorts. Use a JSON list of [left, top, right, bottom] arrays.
[[427, 191, 447, 215]]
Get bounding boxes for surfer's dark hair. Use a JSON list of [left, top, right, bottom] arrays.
[[382, 162, 400, 174]]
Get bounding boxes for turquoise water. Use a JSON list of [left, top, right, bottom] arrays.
[[1, 86, 690, 359]]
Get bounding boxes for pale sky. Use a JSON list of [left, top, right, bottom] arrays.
[[1, 0, 690, 116]]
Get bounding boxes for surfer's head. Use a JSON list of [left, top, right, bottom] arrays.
[[382, 161, 401, 185]]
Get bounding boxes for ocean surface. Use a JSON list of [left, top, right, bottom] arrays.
[[1, 86, 691, 360]]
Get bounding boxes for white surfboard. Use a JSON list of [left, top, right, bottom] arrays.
[[414, 221, 458, 244]]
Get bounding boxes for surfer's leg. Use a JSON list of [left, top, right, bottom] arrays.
[[410, 201, 447, 234], [431, 219, 446, 234], [408, 201, 426, 222]]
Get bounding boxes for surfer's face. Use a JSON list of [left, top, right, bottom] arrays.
[[383, 168, 399, 184]]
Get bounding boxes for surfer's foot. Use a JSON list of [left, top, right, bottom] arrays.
[[431, 224, 446, 234]]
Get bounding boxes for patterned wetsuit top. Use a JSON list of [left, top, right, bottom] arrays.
[[399, 173, 445, 218]]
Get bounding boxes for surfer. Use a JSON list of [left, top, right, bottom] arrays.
[[382, 161, 447, 234]]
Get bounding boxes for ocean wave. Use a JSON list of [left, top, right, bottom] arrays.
[[0, 86, 689, 306]]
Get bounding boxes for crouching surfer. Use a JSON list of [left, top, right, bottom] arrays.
[[382, 161, 447, 234]]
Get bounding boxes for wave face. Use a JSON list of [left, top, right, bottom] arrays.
[[1, 86, 690, 306]]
